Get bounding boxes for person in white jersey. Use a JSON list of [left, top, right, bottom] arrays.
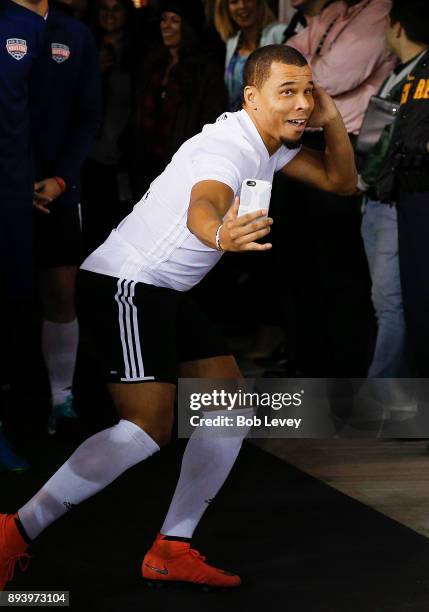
[[0, 44, 357, 590]]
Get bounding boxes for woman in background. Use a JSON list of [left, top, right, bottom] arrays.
[[215, 0, 286, 110], [130, 0, 227, 197]]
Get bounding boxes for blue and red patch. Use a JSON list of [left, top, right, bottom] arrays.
[[51, 43, 70, 63], [6, 38, 28, 60]]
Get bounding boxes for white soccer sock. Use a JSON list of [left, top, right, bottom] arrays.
[[160, 409, 252, 538], [42, 319, 79, 405], [18, 419, 159, 540]]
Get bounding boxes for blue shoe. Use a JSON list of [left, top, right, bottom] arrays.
[[0, 433, 30, 472], [48, 394, 78, 435]]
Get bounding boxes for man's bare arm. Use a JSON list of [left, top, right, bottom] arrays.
[[187, 180, 272, 252], [281, 88, 358, 195], [187, 180, 234, 248]]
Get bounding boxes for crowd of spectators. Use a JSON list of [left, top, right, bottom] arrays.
[[1, 0, 429, 470]]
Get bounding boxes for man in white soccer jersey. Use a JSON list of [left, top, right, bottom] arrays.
[[0, 44, 357, 590]]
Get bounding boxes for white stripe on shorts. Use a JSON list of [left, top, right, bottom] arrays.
[[129, 281, 145, 376], [120, 376, 155, 382], [114, 279, 154, 382]]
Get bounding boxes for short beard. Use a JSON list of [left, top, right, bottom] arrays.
[[280, 136, 304, 150]]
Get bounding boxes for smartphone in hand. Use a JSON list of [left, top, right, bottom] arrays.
[[238, 179, 272, 218]]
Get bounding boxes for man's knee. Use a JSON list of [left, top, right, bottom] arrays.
[[109, 381, 176, 447], [127, 415, 174, 447]]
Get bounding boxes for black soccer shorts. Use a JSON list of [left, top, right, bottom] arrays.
[[34, 192, 83, 268], [76, 269, 230, 384]]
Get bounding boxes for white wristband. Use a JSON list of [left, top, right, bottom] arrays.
[[215, 224, 224, 252]]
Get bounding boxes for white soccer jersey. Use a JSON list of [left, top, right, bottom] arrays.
[[81, 109, 300, 291]]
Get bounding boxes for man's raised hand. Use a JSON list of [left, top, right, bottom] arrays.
[[218, 197, 273, 252], [307, 85, 340, 129]]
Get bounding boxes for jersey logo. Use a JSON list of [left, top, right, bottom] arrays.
[[6, 38, 28, 60], [413, 78, 429, 100], [51, 43, 70, 63]]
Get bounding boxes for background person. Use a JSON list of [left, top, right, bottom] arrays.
[[80, 0, 138, 254], [28, 0, 101, 435], [377, 0, 429, 377], [282, 0, 333, 42], [270, 0, 397, 378], [359, 4, 426, 381], [288, 0, 396, 135], [215, 0, 286, 110], [0, 0, 47, 470], [130, 0, 227, 197]]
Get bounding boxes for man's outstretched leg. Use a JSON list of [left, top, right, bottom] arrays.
[[142, 356, 250, 588], [0, 382, 174, 590]]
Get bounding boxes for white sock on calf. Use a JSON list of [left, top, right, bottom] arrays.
[[18, 419, 159, 540], [160, 409, 253, 539], [42, 319, 79, 406]]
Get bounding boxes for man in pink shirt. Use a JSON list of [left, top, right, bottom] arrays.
[[288, 0, 396, 133], [270, 1, 396, 379]]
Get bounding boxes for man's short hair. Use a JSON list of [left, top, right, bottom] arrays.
[[390, 0, 429, 46], [243, 44, 308, 90]]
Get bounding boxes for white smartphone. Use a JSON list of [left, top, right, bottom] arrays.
[[238, 179, 272, 218]]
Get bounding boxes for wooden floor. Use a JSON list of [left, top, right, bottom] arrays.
[[253, 439, 429, 538]]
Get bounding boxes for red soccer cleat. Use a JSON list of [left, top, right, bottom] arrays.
[[142, 533, 241, 588], [0, 514, 31, 591]]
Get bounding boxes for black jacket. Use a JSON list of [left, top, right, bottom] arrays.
[[377, 49, 429, 201], [34, 5, 101, 193], [130, 51, 227, 195], [165, 56, 227, 157]]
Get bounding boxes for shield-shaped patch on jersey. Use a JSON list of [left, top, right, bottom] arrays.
[[6, 38, 28, 60], [51, 43, 70, 63]]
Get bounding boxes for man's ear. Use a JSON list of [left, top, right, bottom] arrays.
[[243, 85, 258, 110]]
